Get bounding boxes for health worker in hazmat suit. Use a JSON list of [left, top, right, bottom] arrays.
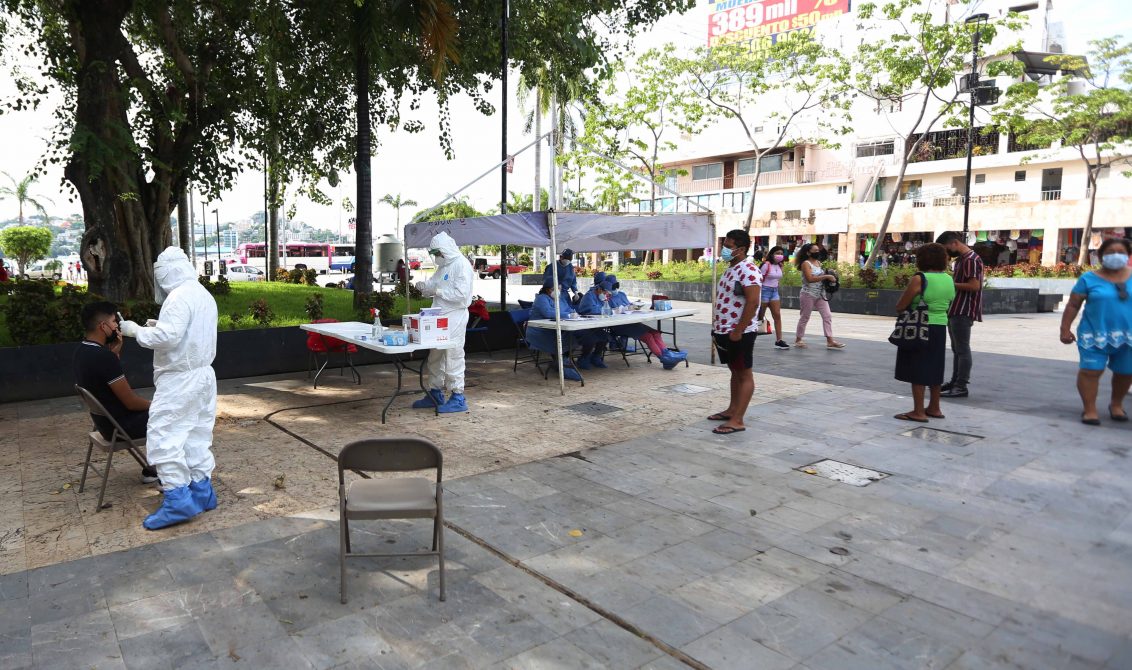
[[119, 247, 219, 530], [412, 232, 474, 413]]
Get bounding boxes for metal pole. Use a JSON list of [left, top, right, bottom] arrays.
[[549, 92, 558, 209], [499, 0, 509, 310], [201, 200, 208, 264], [188, 185, 196, 265], [214, 209, 221, 262], [962, 15, 986, 234], [264, 154, 270, 279], [549, 211, 565, 395]]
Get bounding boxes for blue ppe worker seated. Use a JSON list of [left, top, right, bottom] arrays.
[[411, 231, 475, 413], [606, 274, 687, 369], [119, 247, 219, 530], [574, 277, 619, 369], [543, 248, 579, 302], [528, 277, 606, 381]]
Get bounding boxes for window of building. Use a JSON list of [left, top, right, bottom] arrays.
[[736, 158, 755, 176], [785, 209, 801, 220], [663, 174, 677, 193], [1009, 2, 1039, 12], [692, 163, 723, 181], [1015, 170, 1026, 182], [975, 174, 986, 184], [760, 154, 783, 172], [837, 185, 849, 194], [856, 140, 896, 158]]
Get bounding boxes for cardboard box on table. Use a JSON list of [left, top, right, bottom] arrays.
[[405, 313, 450, 344]]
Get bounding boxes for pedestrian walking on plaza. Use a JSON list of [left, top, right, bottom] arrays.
[[892, 243, 956, 422], [793, 243, 845, 349], [1059, 237, 1132, 425], [757, 245, 790, 350], [936, 231, 984, 398], [709, 229, 762, 435]]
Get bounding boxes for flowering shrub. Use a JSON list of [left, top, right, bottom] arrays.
[[985, 262, 1086, 278]]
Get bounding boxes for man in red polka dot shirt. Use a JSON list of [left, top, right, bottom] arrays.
[[709, 229, 762, 435]]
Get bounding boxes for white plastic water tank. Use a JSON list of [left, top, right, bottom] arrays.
[[374, 235, 404, 273]]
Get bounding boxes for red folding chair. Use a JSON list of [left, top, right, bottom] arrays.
[[307, 318, 362, 388]]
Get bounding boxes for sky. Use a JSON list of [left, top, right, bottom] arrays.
[[0, 0, 1126, 238]]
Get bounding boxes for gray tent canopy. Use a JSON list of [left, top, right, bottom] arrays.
[[403, 210, 717, 394]]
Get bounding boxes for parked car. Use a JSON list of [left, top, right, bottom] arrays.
[[222, 263, 265, 281], [23, 260, 63, 280], [478, 262, 527, 279]]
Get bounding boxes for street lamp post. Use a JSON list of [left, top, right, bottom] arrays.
[[961, 13, 989, 235], [212, 209, 220, 266]]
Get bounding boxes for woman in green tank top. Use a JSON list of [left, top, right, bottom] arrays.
[[893, 243, 956, 422]]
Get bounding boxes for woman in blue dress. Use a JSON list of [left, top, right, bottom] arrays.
[[1060, 238, 1132, 425]]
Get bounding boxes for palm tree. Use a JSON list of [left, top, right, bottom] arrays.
[[0, 171, 54, 225], [379, 193, 419, 243], [518, 66, 591, 208]]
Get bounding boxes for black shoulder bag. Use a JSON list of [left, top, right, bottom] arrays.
[[888, 272, 930, 350]]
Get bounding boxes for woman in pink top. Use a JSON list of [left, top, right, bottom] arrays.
[[757, 245, 790, 350]]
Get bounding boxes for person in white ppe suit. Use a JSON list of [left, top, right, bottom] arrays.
[[411, 232, 474, 413], [119, 247, 219, 529]]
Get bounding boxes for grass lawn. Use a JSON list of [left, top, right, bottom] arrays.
[[0, 281, 417, 347], [215, 282, 412, 330]]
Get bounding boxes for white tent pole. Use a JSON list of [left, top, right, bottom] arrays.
[[548, 211, 566, 395], [548, 93, 558, 210], [710, 216, 718, 365]]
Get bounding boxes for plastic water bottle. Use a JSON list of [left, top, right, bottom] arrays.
[[601, 296, 612, 319]]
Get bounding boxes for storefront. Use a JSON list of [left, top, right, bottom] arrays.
[[968, 229, 1045, 267], [1057, 227, 1128, 265]]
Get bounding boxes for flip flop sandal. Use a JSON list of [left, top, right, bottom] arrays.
[[1081, 413, 1101, 426], [1110, 409, 1129, 422], [793, 342, 808, 348], [894, 413, 929, 423], [707, 413, 732, 421], [712, 426, 746, 435], [926, 412, 945, 419], [827, 342, 846, 349]]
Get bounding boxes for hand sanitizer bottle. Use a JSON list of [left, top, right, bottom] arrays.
[[371, 309, 383, 339], [600, 295, 612, 319]]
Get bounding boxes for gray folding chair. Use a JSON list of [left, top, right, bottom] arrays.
[[338, 437, 445, 604], [74, 385, 150, 511]]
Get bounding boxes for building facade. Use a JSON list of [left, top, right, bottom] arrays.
[[639, 0, 1131, 266]]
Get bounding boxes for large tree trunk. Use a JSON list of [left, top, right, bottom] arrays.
[[177, 185, 191, 255], [352, 1, 374, 302], [68, 0, 171, 302]]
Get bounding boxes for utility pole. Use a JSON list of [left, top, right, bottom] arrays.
[[961, 13, 989, 234], [499, 0, 509, 308]]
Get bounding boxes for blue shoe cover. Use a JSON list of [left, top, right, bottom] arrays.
[[575, 356, 592, 370], [189, 478, 217, 511], [590, 353, 608, 369], [659, 352, 680, 370], [412, 388, 446, 409], [143, 485, 203, 530], [437, 393, 469, 413], [562, 367, 583, 382]]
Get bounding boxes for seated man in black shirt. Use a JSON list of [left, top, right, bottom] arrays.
[[74, 301, 158, 483]]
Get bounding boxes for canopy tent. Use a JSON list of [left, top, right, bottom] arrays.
[[404, 210, 717, 394]]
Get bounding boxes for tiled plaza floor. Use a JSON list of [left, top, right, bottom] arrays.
[[2, 308, 1130, 668]]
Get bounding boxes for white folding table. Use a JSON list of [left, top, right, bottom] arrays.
[[300, 321, 459, 423]]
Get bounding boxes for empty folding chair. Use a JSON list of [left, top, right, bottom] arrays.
[[338, 437, 445, 604]]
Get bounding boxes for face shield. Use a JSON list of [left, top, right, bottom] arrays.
[[154, 267, 169, 304]]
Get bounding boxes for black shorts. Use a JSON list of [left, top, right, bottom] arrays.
[[714, 332, 756, 371]]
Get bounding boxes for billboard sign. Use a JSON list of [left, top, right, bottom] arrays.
[[707, 0, 851, 49]]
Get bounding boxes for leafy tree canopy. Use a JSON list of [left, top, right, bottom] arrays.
[[0, 0, 694, 300], [0, 225, 53, 276]]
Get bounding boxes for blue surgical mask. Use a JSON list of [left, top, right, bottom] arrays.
[[720, 247, 735, 262], [1102, 253, 1129, 270]]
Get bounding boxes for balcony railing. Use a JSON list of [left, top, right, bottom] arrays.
[[1041, 189, 1062, 201], [909, 128, 999, 163], [682, 166, 849, 194], [930, 193, 1020, 206]]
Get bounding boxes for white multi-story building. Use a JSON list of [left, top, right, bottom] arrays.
[[640, 0, 1131, 266]]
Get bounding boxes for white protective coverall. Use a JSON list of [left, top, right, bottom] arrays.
[[130, 247, 219, 490], [418, 232, 474, 394]]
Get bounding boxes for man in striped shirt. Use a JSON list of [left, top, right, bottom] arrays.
[[936, 232, 984, 398]]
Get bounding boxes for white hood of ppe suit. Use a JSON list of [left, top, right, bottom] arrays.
[[421, 232, 474, 314], [135, 247, 218, 378]]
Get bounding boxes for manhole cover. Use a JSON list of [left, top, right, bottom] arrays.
[[659, 383, 712, 395], [798, 459, 889, 487], [565, 402, 623, 416], [902, 427, 983, 447]]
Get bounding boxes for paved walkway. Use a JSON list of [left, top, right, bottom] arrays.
[[2, 309, 1131, 669]]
